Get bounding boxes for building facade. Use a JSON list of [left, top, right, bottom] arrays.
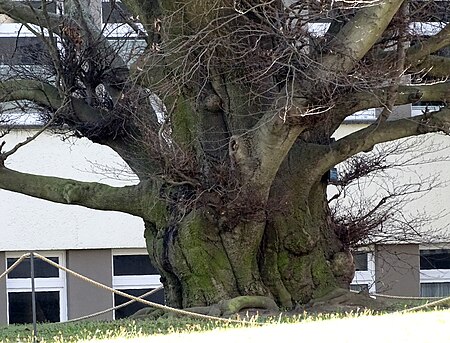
[[343, 107, 450, 298], [0, 131, 164, 324]]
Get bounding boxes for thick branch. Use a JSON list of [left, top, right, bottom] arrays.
[[332, 83, 450, 121], [0, 79, 110, 127], [331, 109, 450, 166], [406, 23, 450, 66], [0, 0, 60, 29], [0, 166, 166, 223], [0, 0, 128, 71], [293, 100, 450, 183], [230, 104, 304, 196], [321, 0, 405, 72], [0, 79, 61, 109], [410, 55, 450, 79], [0, 79, 163, 179]]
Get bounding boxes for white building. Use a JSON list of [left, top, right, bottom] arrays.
[[0, 131, 164, 324], [338, 107, 450, 299]]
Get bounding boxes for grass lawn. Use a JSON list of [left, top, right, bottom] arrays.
[[99, 310, 450, 343], [0, 309, 449, 342]]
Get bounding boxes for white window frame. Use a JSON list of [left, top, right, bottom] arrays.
[[420, 269, 450, 283], [419, 247, 450, 282], [351, 251, 376, 294], [111, 248, 163, 319], [419, 247, 450, 296], [411, 105, 443, 117], [5, 251, 67, 324], [346, 109, 378, 122]]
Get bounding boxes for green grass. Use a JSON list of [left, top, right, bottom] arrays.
[[1, 316, 259, 342], [0, 305, 448, 343], [0, 312, 367, 342]]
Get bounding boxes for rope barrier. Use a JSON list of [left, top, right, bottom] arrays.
[[349, 289, 444, 301], [372, 293, 444, 301], [0, 253, 30, 280], [33, 253, 264, 326], [3, 252, 449, 326], [65, 286, 164, 323], [398, 294, 450, 313]]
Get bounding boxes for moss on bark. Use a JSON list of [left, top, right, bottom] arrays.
[[143, 175, 352, 309]]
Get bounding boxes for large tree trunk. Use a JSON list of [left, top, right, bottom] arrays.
[[143, 178, 355, 309]]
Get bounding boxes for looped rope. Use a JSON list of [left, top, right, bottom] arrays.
[[33, 253, 264, 325], [3, 252, 449, 324], [65, 286, 164, 323], [373, 293, 444, 301], [0, 253, 30, 280], [398, 295, 450, 313]]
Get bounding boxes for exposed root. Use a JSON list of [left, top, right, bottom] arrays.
[[130, 290, 392, 321], [297, 288, 387, 314], [130, 295, 279, 319], [218, 296, 279, 316]]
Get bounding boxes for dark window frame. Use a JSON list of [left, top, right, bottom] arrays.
[[113, 254, 159, 276], [8, 291, 60, 324], [7, 257, 59, 279], [420, 249, 450, 270]]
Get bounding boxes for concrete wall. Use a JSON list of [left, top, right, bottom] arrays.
[[375, 244, 420, 296], [0, 252, 7, 325], [66, 249, 113, 321], [0, 131, 145, 251]]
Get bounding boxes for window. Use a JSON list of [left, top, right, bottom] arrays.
[[412, 102, 445, 117], [350, 284, 369, 293], [102, 0, 129, 24], [351, 251, 376, 293], [420, 282, 450, 297], [113, 254, 159, 276], [6, 251, 67, 324], [8, 291, 60, 324], [7, 257, 59, 278], [112, 249, 164, 319], [0, 1, 56, 65], [114, 288, 165, 319], [345, 109, 378, 122], [420, 248, 450, 297], [0, 37, 51, 65], [420, 249, 450, 270], [354, 252, 368, 271]]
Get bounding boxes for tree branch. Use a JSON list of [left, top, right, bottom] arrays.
[[0, 0, 60, 29], [406, 23, 450, 66], [0, 79, 111, 127], [330, 108, 450, 167], [321, 0, 405, 72], [0, 79, 61, 108], [0, 165, 166, 223], [229, 102, 305, 196], [410, 55, 450, 79], [331, 83, 450, 121]]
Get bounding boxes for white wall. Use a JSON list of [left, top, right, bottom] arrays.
[[332, 124, 450, 241], [2, 126, 449, 251], [0, 130, 146, 251]]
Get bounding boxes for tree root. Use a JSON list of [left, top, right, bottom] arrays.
[[298, 288, 387, 313], [130, 295, 279, 319]]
